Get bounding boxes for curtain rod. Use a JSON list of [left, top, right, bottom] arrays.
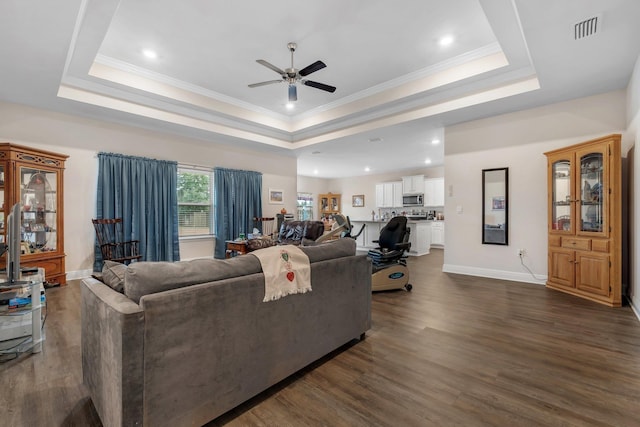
[[178, 162, 214, 171]]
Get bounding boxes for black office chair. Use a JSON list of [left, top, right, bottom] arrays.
[[367, 216, 412, 291], [368, 216, 411, 264]]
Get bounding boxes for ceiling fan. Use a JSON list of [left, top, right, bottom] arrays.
[[248, 42, 336, 102]]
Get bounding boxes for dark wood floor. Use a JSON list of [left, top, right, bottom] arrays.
[[2, 249, 640, 426]]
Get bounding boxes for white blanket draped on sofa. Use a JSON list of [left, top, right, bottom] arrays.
[[250, 245, 311, 301]]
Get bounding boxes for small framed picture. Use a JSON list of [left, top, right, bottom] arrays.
[[492, 196, 505, 210], [352, 195, 365, 207], [268, 189, 284, 204]]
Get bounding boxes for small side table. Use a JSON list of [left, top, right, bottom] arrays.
[[225, 240, 248, 258]]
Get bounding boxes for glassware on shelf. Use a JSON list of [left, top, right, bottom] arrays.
[[551, 160, 571, 231], [579, 153, 603, 233], [20, 168, 59, 253]]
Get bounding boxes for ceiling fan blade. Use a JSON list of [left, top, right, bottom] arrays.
[[256, 59, 286, 75], [298, 60, 326, 77], [303, 80, 336, 93], [288, 85, 297, 101], [248, 80, 283, 88]]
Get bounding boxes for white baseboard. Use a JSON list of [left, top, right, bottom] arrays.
[[442, 264, 547, 285], [629, 296, 640, 323]]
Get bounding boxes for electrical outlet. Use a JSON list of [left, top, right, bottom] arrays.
[[518, 249, 526, 257]]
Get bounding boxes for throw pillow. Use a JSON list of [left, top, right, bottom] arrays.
[[102, 260, 127, 293], [247, 237, 276, 251]]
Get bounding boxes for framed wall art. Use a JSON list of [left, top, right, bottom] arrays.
[[268, 188, 284, 204], [352, 194, 365, 207]]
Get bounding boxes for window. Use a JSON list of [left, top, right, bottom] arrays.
[[177, 167, 214, 237]]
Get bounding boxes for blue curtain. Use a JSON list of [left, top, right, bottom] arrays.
[[94, 152, 180, 271], [213, 167, 262, 259]]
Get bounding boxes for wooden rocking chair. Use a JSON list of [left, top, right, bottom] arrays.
[[92, 218, 142, 264]]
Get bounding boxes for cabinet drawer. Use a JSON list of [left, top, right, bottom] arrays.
[[561, 237, 591, 251], [22, 257, 63, 277], [591, 239, 609, 253]]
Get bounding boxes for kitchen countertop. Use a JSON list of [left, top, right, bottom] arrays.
[[352, 218, 444, 223]]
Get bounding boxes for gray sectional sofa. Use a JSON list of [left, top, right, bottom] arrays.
[[81, 238, 371, 427]]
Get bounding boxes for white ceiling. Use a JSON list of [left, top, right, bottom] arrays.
[[1, 0, 639, 178]]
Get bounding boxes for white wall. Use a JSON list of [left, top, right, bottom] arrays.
[[627, 53, 640, 314], [0, 101, 297, 277], [296, 175, 330, 220], [444, 90, 627, 284]]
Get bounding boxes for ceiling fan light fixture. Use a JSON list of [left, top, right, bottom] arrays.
[[288, 84, 297, 102]]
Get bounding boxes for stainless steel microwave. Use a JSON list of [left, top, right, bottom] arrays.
[[402, 194, 423, 207]]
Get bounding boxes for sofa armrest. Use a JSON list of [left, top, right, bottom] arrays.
[[81, 278, 145, 427]]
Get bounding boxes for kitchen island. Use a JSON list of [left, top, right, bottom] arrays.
[[350, 218, 437, 256]]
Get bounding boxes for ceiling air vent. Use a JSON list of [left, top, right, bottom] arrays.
[[574, 15, 600, 40]]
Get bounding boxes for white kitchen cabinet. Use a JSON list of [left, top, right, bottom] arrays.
[[406, 221, 431, 256], [402, 175, 424, 195], [350, 220, 367, 249], [375, 184, 385, 207], [352, 219, 430, 255], [376, 181, 403, 207], [392, 181, 403, 207], [431, 221, 445, 246], [424, 177, 445, 207], [350, 220, 382, 251]]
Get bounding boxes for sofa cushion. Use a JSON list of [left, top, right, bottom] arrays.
[[124, 255, 263, 303], [102, 260, 127, 293], [123, 237, 358, 303]]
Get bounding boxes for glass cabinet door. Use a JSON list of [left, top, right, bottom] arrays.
[[320, 196, 328, 212], [551, 158, 572, 232], [330, 196, 339, 212], [577, 148, 606, 236], [19, 166, 58, 254]]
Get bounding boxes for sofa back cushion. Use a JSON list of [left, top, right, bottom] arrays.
[[123, 238, 357, 303]]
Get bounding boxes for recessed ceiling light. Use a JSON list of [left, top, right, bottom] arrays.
[[142, 49, 158, 59], [439, 35, 454, 47], [286, 103, 295, 110], [431, 139, 441, 145], [364, 167, 371, 172], [425, 158, 432, 164], [313, 169, 319, 175]]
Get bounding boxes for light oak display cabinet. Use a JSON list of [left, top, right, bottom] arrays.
[[318, 193, 341, 219], [0, 143, 68, 286], [544, 134, 621, 307]]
